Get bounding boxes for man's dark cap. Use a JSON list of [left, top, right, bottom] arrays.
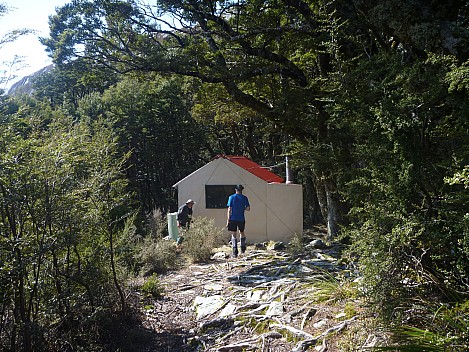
[[235, 184, 244, 191]]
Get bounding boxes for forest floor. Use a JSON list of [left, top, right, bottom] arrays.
[[123, 229, 388, 351]]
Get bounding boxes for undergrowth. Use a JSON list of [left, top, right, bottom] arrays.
[[181, 216, 225, 263], [136, 236, 178, 275], [374, 300, 469, 351], [310, 271, 359, 303]]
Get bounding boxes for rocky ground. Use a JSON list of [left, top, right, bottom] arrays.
[[127, 233, 384, 351]]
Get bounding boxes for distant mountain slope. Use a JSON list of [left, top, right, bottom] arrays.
[[8, 65, 53, 96]]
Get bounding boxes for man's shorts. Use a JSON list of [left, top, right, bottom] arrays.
[[227, 220, 245, 232]]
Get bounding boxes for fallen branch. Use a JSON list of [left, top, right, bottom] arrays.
[[199, 317, 234, 332], [292, 316, 357, 352], [216, 325, 244, 343], [216, 342, 257, 351], [292, 338, 318, 352], [300, 307, 317, 330], [236, 302, 261, 311], [270, 323, 314, 339], [234, 304, 269, 317], [318, 316, 356, 337], [216, 330, 284, 351], [289, 302, 318, 317]]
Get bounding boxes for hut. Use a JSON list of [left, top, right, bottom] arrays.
[[172, 155, 303, 242]]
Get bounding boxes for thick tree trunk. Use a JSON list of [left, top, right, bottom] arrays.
[[315, 178, 327, 225], [325, 182, 340, 241], [315, 175, 341, 242], [303, 173, 322, 226]]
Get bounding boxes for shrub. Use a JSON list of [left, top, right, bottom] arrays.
[[182, 217, 225, 263], [145, 208, 168, 239], [376, 301, 469, 352], [310, 271, 359, 303], [288, 232, 305, 256], [135, 236, 178, 275], [141, 274, 164, 299]]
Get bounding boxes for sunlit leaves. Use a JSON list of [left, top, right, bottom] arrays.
[[0, 102, 130, 348]]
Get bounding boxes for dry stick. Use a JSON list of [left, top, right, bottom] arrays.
[[292, 316, 357, 352], [217, 342, 258, 351], [216, 325, 244, 343], [234, 302, 261, 311], [300, 307, 317, 330], [270, 323, 315, 340], [289, 302, 317, 317], [216, 331, 284, 351]]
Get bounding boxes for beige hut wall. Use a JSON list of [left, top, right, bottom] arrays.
[[176, 158, 269, 242], [266, 183, 303, 242], [175, 158, 303, 243]]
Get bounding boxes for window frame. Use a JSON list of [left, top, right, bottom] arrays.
[[205, 185, 236, 209]]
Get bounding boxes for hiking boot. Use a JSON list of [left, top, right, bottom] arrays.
[[232, 247, 238, 258], [240, 246, 246, 254]]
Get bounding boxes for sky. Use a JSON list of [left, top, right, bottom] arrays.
[[0, 0, 69, 89]]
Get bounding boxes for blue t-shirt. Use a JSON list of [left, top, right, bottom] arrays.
[[227, 193, 250, 221]]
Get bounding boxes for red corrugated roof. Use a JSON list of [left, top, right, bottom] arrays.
[[214, 155, 284, 183]]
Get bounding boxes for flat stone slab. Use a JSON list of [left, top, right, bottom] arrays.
[[204, 283, 224, 291], [219, 303, 237, 317], [193, 295, 225, 320], [266, 301, 284, 317]]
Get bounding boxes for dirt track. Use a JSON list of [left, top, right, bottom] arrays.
[[125, 239, 378, 352]]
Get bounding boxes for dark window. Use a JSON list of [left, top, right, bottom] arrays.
[[205, 185, 235, 209]]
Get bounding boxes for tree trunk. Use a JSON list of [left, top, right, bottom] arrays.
[[315, 175, 340, 242], [315, 178, 328, 225], [109, 230, 126, 313], [303, 172, 322, 226], [325, 181, 340, 241]]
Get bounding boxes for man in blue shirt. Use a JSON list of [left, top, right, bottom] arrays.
[[226, 185, 250, 258]]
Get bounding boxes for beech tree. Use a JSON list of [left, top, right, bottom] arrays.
[[0, 3, 34, 90], [98, 74, 208, 211]]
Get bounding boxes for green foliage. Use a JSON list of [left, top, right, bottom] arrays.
[[30, 61, 117, 108], [141, 274, 164, 299], [0, 97, 130, 350], [288, 233, 306, 257], [335, 45, 469, 311], [135, 237, 178, 275], [0, 4, 35, 89], [309, 272, 359, 304], [344, 302, 357, 319], [127, 208, 177, 274], [100, 75, 208, 212], [374, 301, 469, 351], [182, 217, 225, 263], [445, 165, 469, 189], [3, 0, 469, 349], [146, 208, 169, 239]]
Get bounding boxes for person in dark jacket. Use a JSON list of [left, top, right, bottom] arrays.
[[177, 199, 195, 229], [176, 199, 195, 246]]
